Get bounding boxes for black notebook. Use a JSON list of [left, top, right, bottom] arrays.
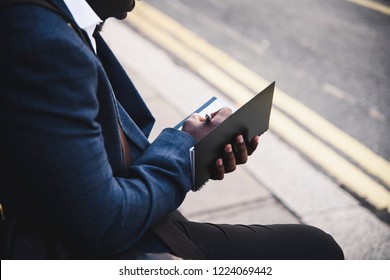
[[177, 82, 275, 191]]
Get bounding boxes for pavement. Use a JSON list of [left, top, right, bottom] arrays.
[[100, 18, 390, 260]]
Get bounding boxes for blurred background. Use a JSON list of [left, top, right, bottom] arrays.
[[101, 0, 390, 259]]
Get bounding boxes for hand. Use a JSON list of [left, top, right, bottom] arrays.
[[181, 107, 259, 182], [210, 134, 260, 180], [181, 107, 232, 142]]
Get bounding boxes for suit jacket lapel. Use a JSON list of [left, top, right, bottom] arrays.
[[94, 31, 155, 157], [94, 32, 155, 137]]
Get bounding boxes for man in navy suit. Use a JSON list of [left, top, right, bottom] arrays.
[[0, 0, 344, 259]]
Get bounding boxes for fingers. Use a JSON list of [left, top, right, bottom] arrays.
[[209, 144, 236, 180], [210, 158, 224, 180], [209, 107, 232, 124], [248, 135, 260, 155], [209, 134, 260, 181], [235, 135, 248, 164], [223, 144, 236, 173]]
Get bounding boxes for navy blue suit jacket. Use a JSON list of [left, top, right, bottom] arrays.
[[0, 0, 195, 257]]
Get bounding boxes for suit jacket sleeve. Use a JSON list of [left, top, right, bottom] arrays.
[[0, 5, 195, 257]]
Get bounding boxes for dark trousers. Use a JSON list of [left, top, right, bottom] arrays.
[[170, 220, 344, 260], [132, 210, 344, 260]]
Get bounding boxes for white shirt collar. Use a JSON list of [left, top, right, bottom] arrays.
[[63, 0, 102, 52]]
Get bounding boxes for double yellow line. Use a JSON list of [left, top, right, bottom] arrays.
[[126, 2, 390, 212]]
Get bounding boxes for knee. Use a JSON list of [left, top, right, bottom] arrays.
[[304, 225, 344, 260]]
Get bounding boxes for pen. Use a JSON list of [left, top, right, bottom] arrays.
[[205, 114, 211, 123]]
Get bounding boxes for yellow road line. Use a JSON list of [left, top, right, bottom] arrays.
[[126, 3, 390, 211], [346, 0, 390, 16], [130, 2, 390, 189], [271, 110, 390, 210]]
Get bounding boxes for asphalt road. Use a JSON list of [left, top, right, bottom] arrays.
[[145, 0, 390, 163]]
